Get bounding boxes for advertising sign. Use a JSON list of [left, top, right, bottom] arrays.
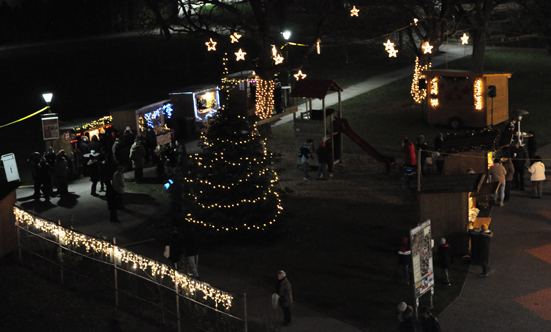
[[42, 115, 59, 140], [411, 219, 434, 298], [1, 153, 20, 182]]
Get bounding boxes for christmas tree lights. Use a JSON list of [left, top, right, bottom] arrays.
[[13, 206, 233, 310], [411, 57, 431, 104], [182, 110, 283, 233]]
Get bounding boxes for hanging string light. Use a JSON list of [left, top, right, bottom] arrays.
[[206, 38, 217, 51], [411, 57, 431, 104], [254, 76, 275, 119], [461, 33, 469, 45], [235, 48, 246, 61], [294, 70, 307, 80], [13, 206, 233, 310]]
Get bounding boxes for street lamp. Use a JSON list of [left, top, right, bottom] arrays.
[[43, 93, 53, 112], [282, 30, 291, 41]]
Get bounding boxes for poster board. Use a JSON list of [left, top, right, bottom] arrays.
[[41, 115, 59, 140], [411, 219, 434, 298], [1, 153, 20, 182]]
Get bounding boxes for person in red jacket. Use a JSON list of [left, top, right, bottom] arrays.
[[401, 137, 417, 167]]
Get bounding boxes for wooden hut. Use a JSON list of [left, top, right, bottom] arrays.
[[440, 128, 500, 175], [419, 173, 498, 255], [421, 70, 512, 129]]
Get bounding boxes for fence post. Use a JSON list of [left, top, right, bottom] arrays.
[[113, 237, 119, 307], [244, 292, 248, 332], [58, 220, 64, 285], [175, 281, 181, 332]]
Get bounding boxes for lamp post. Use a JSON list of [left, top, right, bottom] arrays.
[[282, 30, 292, 93], [41, 93, 58, 148], [43, 93, 53, 112]]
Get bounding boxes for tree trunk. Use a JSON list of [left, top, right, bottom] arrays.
[[471, 28, 486, 73]]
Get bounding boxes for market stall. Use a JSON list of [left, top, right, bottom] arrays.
[[421, 70, 512, 129], [419, 173, 498, 256]]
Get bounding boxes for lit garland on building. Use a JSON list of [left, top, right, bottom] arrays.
[[411, 57, 431, 104], [254, 76, 275, 120], [73, 116, 113, 132], [183, 111, 283, 232], [13, 206, 233, 310], [430, 77, 439, 107], [474, 79, 483, 110]]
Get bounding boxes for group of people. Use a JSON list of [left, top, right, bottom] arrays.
[[397, 301, 441, 332], [299, 138, 333, 180], [27, 147, 71, 201], [490, 132, 544, 205]]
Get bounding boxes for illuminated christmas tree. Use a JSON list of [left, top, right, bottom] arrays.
[[183, 107, 283, 234]]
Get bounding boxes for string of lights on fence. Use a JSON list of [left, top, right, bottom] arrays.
[[13, 206, 233, 310]]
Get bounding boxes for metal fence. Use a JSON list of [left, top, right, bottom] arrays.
[[13, 206, 247, 332]]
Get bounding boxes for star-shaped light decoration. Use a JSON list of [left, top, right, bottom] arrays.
[[294, 70, 307, 80], [272, 45, 278, 57], [384, 39, 395, 51], [206, 38, 217, 51], [461, 33, 469, 45], [230, 32, 242, 43], [274, 53, 284, 65], [422, 41, 433, 54], [350, 5, 360, 17], [235, 48, 247, 61], [413, 18, 418, 25], [388, 48, 398, 58]]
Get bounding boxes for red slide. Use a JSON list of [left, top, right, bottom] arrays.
[[334, 118, 395, 172]]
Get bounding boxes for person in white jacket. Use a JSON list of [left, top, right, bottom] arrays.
[[528, 156, 545, 198]]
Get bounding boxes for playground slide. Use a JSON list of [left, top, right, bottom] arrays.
[[334, 118, 395, 172]]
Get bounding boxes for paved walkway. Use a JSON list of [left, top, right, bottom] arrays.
[[275, 43, 472, 126], [439, 143, 551, 331]]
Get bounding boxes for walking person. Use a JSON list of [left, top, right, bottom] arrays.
[[38, 159, 53, 202], [183, 227, 200, 278], [419, 306, 442, 332], [397, 302, 416, 332], [509, 140, 527, 190], [27, 152, 42, 199], [167, 227, 184, 270], [438, 237, 453, 285], [502, 155, 515, 202], [299, 138, 314, 180], [112, 166, 126, 209], [469, 223, 493, 277], [276, 270, 293, 326], [396, 237, 411, 285], [129, 138, 146, 183], [54, 151, 69, 197], [528, 156, 545, 198], [488, 158, 506, 206], [87, 151, 101, 196], [106, 182, 120, 223], [401, 136, 416, 168], [316, 141, 329, 180]]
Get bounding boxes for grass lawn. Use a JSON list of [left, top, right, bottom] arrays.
[[2, 36, 551, 332]]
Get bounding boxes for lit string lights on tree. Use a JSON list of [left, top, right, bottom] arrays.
[[411, 57, 431, 104], [255, 76, 275, 119], [183, 110, 283, 233], [13, 206, 233, 310]]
